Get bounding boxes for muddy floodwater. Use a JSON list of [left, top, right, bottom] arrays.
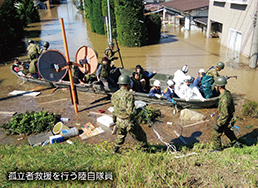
[[0, 1, 257, 146]]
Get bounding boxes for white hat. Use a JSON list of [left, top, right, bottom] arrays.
[[153, 80, 161, 87], [185, 75, 192, 82], [167, 79, 175, 86], [181, 65, 188, 73], [199, 68, 205, 74]]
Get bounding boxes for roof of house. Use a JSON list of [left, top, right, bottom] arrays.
[[194, 17, 208, 25], [161, 0, 209, 12]]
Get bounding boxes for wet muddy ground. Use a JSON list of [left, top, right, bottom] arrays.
[[0, 75, 257, 148]]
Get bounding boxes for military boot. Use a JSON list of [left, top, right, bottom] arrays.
[[233, 141, 243, 148], [111, 146, 120, 155]]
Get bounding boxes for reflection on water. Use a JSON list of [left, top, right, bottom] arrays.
[[0, 1, 257, 101]]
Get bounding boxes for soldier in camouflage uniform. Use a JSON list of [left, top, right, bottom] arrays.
[[206, 61, 224, 80], [27, 39, 40, 60], [202, 62, 225, 98], [111, 74, 148, 154], [96, 57, 115, 87], [40, 41, 50, 55], [104, 42, 119, 63], [210, 76, 242, 152]]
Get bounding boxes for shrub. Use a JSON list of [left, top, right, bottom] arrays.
[[145, 13, 161, 41], [16, 0, 40, 27], [84, 0, 95, 32], [241, 101, 258, 117], [0, 0, 24, 60], [136, 106, 161, 125], [92, 0, 105, 35], [114, 0, 146, 47], [0, 110, 60, 136]]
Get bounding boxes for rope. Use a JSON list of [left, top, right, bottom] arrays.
[[139, 107, 198, 158]]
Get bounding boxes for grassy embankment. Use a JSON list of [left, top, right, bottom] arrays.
[[0, 141, 258, 187]]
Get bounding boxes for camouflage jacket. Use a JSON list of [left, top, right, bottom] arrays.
[[217, 89, 235, 127], [104, 47, 118, 61], [27, 44, 40, 60], [111, 87, 136, 119], [206, 68, 219, 80]]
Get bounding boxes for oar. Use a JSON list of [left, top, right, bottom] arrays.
[[114, 38, 124, 68]]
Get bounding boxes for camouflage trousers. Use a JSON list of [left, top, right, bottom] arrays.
[[211, 124, 237, 150], [115, 117, 147, 149]]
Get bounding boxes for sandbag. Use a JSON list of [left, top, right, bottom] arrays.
[[180, 109, 207, 121]]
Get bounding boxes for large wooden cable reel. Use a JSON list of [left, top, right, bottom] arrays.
[[75, 46, 98, 75], [38, 49, 67, 81]]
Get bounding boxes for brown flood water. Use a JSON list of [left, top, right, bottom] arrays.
[[0, 1, 257, 147], [1, 1, 257, 100]]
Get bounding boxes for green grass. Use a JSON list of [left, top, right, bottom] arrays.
[[0, 141, 258, 187]]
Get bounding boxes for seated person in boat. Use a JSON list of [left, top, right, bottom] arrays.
[[149, 80, 162, 98], [177, 75, 205, 101], [13, 58, 29, 77], [201, 62, 224, 99], [96, 57, 115, 87], [193, 68, 205, 95], [72, 58, 89, 86], [173, 65, 188, 94], [13, 57, 22, 68], [135, 65, 157, 91], [130, 72, 144, 92], [163, 79, 178, 104]]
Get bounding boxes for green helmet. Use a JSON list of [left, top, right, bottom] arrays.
[[28, 39, 34, 44], [43, 41, 49, 48], [118, 74, 130, 85], [216, 61, 225, 70], [214, 76, 227, 86], [108, 42, 114, 47]]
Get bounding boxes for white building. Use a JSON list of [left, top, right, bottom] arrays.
[[207, 0, 257, 60]]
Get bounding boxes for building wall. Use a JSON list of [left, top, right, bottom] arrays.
[[208, 0, 256, 57]]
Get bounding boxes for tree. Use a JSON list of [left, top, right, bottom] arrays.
[[92, 0, 105, 35], [16, 0, 40, 27], [85, 0, 95, 32], [114, 0, 145, 47], [0, 0, 24, 59], [145, 14, 161, 41]]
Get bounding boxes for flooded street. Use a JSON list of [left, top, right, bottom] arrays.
[[0, 1, 257, 147], [1, 1, 257, 100]]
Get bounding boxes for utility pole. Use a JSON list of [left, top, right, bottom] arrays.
[[107, 0, 112, 42], [250, 1, 258, 68]]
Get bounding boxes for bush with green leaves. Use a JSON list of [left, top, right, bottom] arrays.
[[145, 13, 161, 41], [84, 0, 95, 32], [0, 110, 60, 136], [16, 0, 40, 27], [115, 0, 146, 47], [136, 106, 161, 124], [92, 0, 105, 35], [241, 101, 258, 117], [0, 0, 24, 60]]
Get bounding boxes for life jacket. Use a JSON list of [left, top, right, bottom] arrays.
[[100, 61, 110, 78], [201, 75, 214, 99], [131, 77, 140, 91]]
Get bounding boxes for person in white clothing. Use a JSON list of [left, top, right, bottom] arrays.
[[173, 65, 188, 94], [177, 75, 205, 101]]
